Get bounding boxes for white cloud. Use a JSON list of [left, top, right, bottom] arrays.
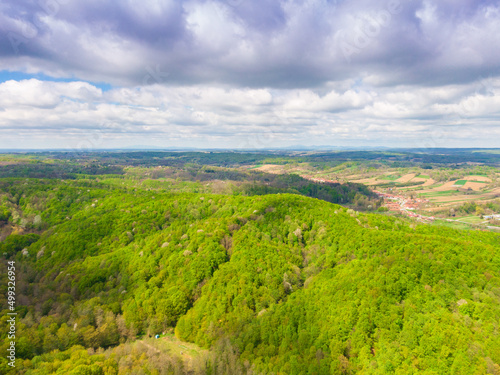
[[1, 0, 500, 147], [0, 79, 102, 108], [0, 77, 499, 148]]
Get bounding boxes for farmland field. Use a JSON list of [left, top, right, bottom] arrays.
[[245, 152, 500, 224], [419, 190, 458, 197], [243, 152, 500, 231], [378, 174, 401, 180], [455, 216, 485, 224], [430, 220, 475, 230], [395, 173, 416, 183]]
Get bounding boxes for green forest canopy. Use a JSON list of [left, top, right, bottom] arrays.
[[0, 162, 499, 373]]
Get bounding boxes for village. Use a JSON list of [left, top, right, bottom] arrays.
[[373, 190, 435, 221], [300, 173, 436, 222], [265, 168, 499, 229]]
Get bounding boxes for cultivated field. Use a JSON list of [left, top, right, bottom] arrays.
[[249, 157, 500, 230]]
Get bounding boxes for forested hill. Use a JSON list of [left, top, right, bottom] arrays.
[[1, 179, 500, 374]]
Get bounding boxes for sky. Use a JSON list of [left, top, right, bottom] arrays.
[[1, 0, 500, 150]]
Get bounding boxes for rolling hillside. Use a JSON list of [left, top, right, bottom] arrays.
[[1, 177, 500, 374]]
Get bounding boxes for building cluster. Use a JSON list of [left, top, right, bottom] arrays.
[[373, 190, 434, 221], [299, 176, 437, 222]]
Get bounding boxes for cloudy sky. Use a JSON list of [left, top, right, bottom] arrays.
[[1, 0, 500, 149]]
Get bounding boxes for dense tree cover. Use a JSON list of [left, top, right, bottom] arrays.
[[375, 181, 425, 189], [0, 171, 500, 374], [298, 150, 500, 167], [455, 201, 499, 216], [42, 151, 284, 168], [0, 179, 114, 234], [0, 234, 39, 257], [424, 165, 498, 183], [243, 174, 378, 208], [0, 156, 381, 211], [8, 148, 500, 173], [428, 200, 500, 220], [0, 161, 124, 179]]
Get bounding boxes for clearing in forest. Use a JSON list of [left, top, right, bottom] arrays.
[[138, 334, 207, 363]]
